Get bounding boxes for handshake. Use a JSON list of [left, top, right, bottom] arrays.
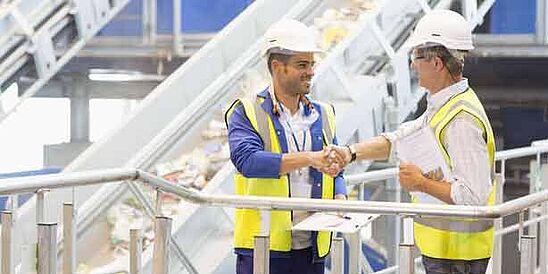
[[310, 145, 352, 177]]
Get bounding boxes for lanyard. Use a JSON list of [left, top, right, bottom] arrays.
[[285, 121, 307, 152], [286, 120, 308, 177]]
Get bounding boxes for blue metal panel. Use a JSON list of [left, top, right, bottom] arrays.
[[490, 0, 536, 33], [501, 107, 548, 149], [98, 0, 143, 36], [0, 167, 62, 179], [98, 0, 253, 36], [158, 0, 254, 33]]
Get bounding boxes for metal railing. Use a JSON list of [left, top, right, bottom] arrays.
[[0, 140, 547, 273]]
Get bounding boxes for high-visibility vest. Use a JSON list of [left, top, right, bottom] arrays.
[[412, 88, 496, 260], [225, 95, 337, 258]]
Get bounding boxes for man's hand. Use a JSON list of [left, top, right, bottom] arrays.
[[326, 145, 352, 166], [309, 149, 341, 177], [398, 162, 426, 192]]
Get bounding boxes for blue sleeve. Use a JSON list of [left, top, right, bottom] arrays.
[[332, 135, 347, 196], [227, 103, 282, 178]]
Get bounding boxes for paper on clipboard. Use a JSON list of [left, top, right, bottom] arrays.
[[396, 126, 452, 202], [292, 212, 378, 233]]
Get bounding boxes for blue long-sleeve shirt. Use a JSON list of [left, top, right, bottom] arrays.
[[226, 89, 347, 197]]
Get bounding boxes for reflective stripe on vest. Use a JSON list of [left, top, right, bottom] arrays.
[[317, 102, 335, 145], [413, 216, 493, 233], [226, 96, 337, 257], [413, 88, 496, 260]]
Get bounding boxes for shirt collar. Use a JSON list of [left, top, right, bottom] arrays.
[[262, 85, 314, 116], [278, 100, 319, 132], [278, 101, 304, 118], [426, 78, 469, 113]]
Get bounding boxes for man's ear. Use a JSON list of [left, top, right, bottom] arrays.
[[271, 59, 287, 75], [434, 57, 445, 72], [271, 59, 282, 71]]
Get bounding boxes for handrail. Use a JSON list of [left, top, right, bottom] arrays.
[[495, 144, 548, 161], [1, 140, 546, 220], [346, 168, 397, 185], [0, 168, 138, 195], [1, 167, 547, 220]]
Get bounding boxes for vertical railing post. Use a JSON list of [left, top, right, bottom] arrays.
[[492, 171, 505, 274], [520, 235, 536, 274], [7, 194, 18, 217], [254, 235, 270, 274], [331, 237, 344, 274], [348, 231, 361, 274], [173, 0, 182, 55], [358, 184, 365, 201], [254, 210, 270, 274], [153, 216, 172, 274], [155, 188, 163, 216], [37, 223, 57, 274], [540, 202, 548, 274], [1, 211, 13, 274], [142, 0, 157, 45], [540, 162, 548, 273], [36, 189, 50, 223], [399, 244, 414, 274], [130, 228, 143, 274], [63, 203, 76, 274], [400, 216, 414, 274]]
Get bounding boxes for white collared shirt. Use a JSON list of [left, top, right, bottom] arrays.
[[278, 102, 319, 249], [383, 79, 492, 205]]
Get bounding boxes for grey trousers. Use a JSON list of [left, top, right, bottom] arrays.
[[422, 256, 490, 274]]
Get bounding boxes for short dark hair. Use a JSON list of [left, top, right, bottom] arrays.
[[267, 53, 292, 75]]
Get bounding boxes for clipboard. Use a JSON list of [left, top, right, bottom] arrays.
[[292, 212, 378, 233]]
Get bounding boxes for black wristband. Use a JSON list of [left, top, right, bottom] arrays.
[[345, 145, 357, 163]]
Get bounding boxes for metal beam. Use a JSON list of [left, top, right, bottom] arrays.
[[29, 78, 159, 99], [537, 0, 548, 44], [0, 0, 132, 125]]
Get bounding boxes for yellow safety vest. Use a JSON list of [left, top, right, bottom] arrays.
[[413, 88, 496, 260], [225, 96, 337, 258]]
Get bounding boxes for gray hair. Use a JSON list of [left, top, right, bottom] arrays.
[[421, 46, 468, 77]]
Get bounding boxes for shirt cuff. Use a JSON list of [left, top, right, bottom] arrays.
[[449, 176, 485, 206], [380, 133, 397, 162]]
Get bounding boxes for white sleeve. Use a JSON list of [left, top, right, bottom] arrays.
[[444, 114, 493, 205], [381, 115, 424, 162]]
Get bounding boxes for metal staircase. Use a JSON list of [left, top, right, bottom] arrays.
[[10, 0, 498, 272], [0, 0, 131, 122]]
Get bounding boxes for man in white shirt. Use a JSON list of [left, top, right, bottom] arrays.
[[331, 10, 495, 274]]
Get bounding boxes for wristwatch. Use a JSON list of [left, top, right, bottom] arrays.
[[345, 145, 357, 163]]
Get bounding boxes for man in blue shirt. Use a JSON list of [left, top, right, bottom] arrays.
[[225, 19, 347, 274]]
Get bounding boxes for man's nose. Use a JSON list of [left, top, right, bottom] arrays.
[[307, 66, 314, 77]]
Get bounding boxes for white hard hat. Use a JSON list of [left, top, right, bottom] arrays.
[[405, 10, 474, 51], [261, 19, 323, 56]]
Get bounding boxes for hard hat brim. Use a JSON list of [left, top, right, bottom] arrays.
[[402, 35, 474, 51], [262, 46, 324, 57], [401, 36, 422, 51]]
